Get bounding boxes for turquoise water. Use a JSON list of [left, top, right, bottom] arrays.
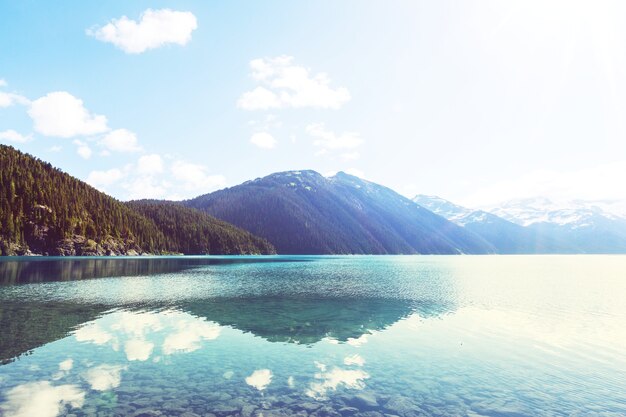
[[0, 255, 625, 417]]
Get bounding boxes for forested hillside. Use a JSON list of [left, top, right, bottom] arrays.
[[0, 145, 273, 256], [0, 145, 167, 255], [127, 200, 275, 255]]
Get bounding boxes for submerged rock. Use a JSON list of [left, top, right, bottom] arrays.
[[382, 396, 423, 417], [347, 393, 379, 409], [296, 402, 323, 412], [242, 404, 257, 417], [337, 407, 359, 416]]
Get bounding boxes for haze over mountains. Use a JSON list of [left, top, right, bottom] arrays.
[[414, 195, 626, 254], [2, 144, 626, 256]]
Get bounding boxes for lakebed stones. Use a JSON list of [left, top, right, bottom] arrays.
[[180, 412, 203, 417], [382, 395, 426, 417], [131, 409, 162, 417], [295, 402, 323, 412], [337, 407, 359, 416], [354, 412, 385, 417], [346, 393, 379, 409], [210, 403, 241, 416], [242, 404, 258, 417], [470, 400, 529, 417]]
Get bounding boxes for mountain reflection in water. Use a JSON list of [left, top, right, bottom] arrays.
[[1, 255, 625, 417]]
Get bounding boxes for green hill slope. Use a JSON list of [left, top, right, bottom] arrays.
[[0, 145, 273, 256], [126, 200, 275, 255]]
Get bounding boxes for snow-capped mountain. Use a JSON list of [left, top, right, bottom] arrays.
[[413, 195, 502, 226], [413, 195, 574, 253], [413, 194, 626, 253], [482, 197, 626, 229]]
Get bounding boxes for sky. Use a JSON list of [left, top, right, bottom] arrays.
[[1, 0, 626, 208]]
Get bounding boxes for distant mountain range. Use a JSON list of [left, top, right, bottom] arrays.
[[2, 144, 626, 255], [414, 195, 626, 253]]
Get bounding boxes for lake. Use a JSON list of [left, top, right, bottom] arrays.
[[0, 255, 625, 417]]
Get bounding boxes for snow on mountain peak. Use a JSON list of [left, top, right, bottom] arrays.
[[482, 197, 626, 228]]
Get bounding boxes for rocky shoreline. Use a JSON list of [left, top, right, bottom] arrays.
[[0, 235, 153, 256]]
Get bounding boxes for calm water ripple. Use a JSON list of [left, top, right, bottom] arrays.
[[0, 255, 625, 417]]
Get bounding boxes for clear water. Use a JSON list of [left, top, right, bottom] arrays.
[[0, 255, 625, 417]]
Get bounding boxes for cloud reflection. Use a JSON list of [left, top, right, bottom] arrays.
[[84, 364, 126, 391], [344, 354, 365, 367], [306, 364, 369, 399], [246, 369, 273, 391], [162, 319, 221, 355], [124, 339, 154, 361], [0, 381, 85, 417], [72, 309, 222, 361]]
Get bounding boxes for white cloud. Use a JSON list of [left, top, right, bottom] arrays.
[[238, 56, 350, 110], [0, 91, 29, 108], [88, 9, 198, 54], [307, 123, 363, 153], [250, 132, 277, 149], [238, 87, 280, 110], [48, 145, 62, 152], [86, 168, 125, 189], [82, 156, 225, 200], [245, 369, 272, 391], [84, 365, 126, 391], [171, 160, 226, 193], [99, 129, 141, 153], [28, 92, 108, 138], [0, 129, 32, 143], [0, 81, 29, 108], [73, 140, 92, 159], [123, 176, 168, 200], [137, 154, 164, 174], [0, 381, 85, 417]]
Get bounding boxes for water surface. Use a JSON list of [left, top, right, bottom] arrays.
[[0, 255, 625, 417]]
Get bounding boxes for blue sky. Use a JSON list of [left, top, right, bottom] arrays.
[[2, 0, 626, 207]]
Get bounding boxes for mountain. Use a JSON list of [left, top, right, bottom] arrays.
[[483, 197, 626, 227], [126, 200, 275, 255], [414, 195, 626, 254], [413, 194, 576, 253], [186, 170, 494, 254], [0, 145, 274, 256], [483, 198, 626, 253]]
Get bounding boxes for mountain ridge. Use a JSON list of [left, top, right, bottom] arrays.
[[186, 170, 495, 254], [3, 144, 626, 255]]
